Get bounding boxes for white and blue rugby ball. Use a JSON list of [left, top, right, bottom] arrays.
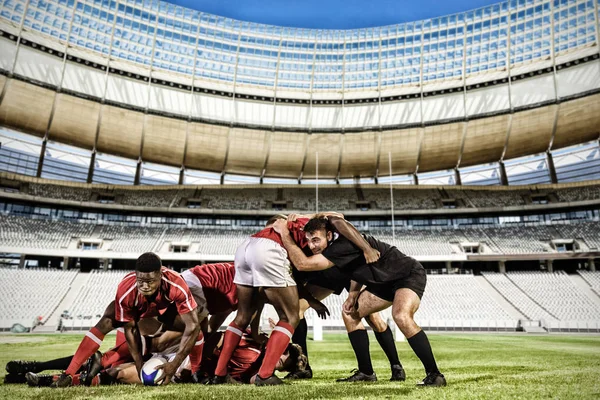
[[140, 356, 167, 386]]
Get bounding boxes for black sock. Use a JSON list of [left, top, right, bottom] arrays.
[[292, 318, 311, 370], [374, 327, 401, 367], [348, 329, 373, 375], [407, 330, 439, 374], [37, 356, 74, 372]]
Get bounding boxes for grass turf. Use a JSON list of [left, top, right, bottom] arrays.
[[1, 333, 599, 399]]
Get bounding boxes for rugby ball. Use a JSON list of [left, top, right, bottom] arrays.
[[140, 356, 167, 386]]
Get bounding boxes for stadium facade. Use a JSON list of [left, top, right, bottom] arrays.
[[0, 0, 599, 184]]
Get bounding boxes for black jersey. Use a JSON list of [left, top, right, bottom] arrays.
[[321, 234, 420, 285]]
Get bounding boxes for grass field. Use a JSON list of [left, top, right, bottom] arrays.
[[1, 333, 599, 399]]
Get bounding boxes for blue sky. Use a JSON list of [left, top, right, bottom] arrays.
[[166, 0, 501, 29]]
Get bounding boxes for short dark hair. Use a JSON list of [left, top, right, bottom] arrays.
[[266, 214, 287, 227], [303, 217, 332, 235], [136, 252, 162, 273]]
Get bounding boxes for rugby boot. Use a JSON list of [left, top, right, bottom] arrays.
[[336, 369, 377, 382], [6, 360, 40, 374], [284, 367, 313, 380], [254, 374, 283, 386], [49, 372, 72, 388], [81, 351, 103, 386], [3, 373, 27, 384], [26, 372, 54, 387], [416, 372, 447, 387], [390, 364, 406, 381]]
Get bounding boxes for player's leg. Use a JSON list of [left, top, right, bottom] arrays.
[[211, 284, 257, 383], [339, 290, 391, 382], [256, 285, 300, 385], [391, 288, 445, 386], [364, 311, 405, 381], [287, 284, 334, 380], [52, 301, 121, 388]]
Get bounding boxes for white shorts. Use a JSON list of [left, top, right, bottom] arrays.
[[181, 270, 209, 321], [233, 237, 296, 288]]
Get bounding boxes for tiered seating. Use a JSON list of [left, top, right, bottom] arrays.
[[371, 229, 460, 256], [507, 271, 600, 322], [555, 222, 600, 250], [556, 185, 600, 203], [114, 189, 179, 208], [363, 189, 441, 210], [415, 275, 514, 328], [65, 270, 127, 320], [482, 272, 557, 322], [578, 271, 600, 295], [462, 190, 528, 208], [0, 214, 95, 250], [0, 268, 77, 329], [199, 188, 277, 210], [193, 229, 254, 255], [27, 182, 91, 202], [96, 225, 164, 253], [282, 188, 356, 211], [482, 225, 556, 253]]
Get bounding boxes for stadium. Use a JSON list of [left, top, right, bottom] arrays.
[[0, 0, 599, 398]]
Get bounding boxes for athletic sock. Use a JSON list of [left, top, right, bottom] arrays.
[[65, 327, 105, 376], [292, 317, 308, 357], [257, 321, 294, 379], [101, 341, 131, 368], [189, 331, 205, 373], [348, 329, 374, 375], [214, 322, 244, 377], [407, 330, 440, 374], [36, 356, 74, 372], [374, 327, 401, 367]]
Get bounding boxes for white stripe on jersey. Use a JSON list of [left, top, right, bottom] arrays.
[[161, 276, 194, 312], [117, 282, 137, 322]]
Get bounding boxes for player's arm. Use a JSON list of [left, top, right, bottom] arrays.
[[273, 219, 334, 272], [327, 216, 380, 264], [123, 320, 144, 375], [343, 280, 363, 315], [158, 309, 200, 385], [287, 212, 344, 221], [297, 283, 330, 319]]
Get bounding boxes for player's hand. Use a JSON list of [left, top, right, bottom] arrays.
[[363, 248, 380, 264], [287, 213, 299, 222], [272, 218, 289, 234], [253, 332, 269, 345], [343, 294, 359, 315], [310, 299, 330, 319], [155, 360, 178, 385], [268, 317, 277, 329]]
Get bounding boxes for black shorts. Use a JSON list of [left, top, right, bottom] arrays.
[[365, 264, 427, 302], [303, 267, 350, 295]]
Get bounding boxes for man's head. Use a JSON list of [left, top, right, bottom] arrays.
[[276, 343, 307, 373], [303, 217, 333, 255], [266, 214, 287, 227], [135, 252, 162, 297]]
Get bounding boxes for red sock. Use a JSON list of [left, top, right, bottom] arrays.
[[115, 328, 126, 347], [71, 373, 81, 386], [214, 322, 244, 377], [258, 321, 294, 379], [101, 340, 131, 368], [65, 327, 105, 376], [189, 331, 204, 373]]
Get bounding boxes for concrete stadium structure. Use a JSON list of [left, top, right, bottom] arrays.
[[0, 0, 599, 183]]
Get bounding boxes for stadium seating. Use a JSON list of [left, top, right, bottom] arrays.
[[0, 268, 77, 329], [578, 271, 600, 296]]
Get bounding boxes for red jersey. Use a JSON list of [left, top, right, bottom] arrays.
[[202, 332, 262, 382], [183, 262, 237, 314], [115, 268, 197, 323], [251, 217, 309, 249]]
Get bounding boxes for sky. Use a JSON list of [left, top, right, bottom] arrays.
[[166, 0, 502, 30]]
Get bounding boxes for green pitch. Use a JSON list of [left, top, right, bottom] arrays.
[[1, 333, 599, 399]]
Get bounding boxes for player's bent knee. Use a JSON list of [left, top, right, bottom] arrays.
[[393, 312, 415, 330]]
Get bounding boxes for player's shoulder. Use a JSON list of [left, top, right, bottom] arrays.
[[116, 272, 138, 300], [161, 268, 187, 285]]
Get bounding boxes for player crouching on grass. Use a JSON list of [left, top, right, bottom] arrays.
[[273, 216, 446, 387]]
